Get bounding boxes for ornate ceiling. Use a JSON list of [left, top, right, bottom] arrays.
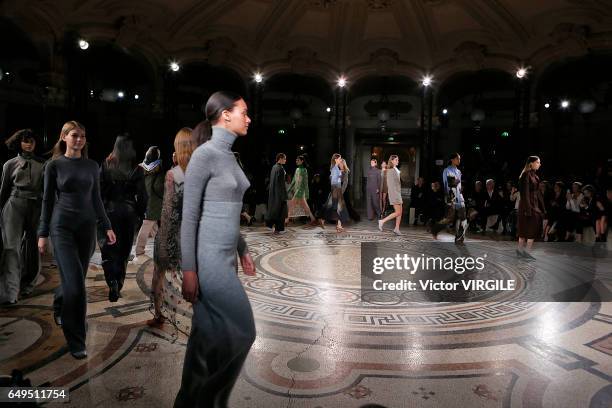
[[2, 0, 612, 83]]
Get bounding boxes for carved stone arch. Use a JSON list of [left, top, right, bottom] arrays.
[[439, 30, 502, 54], [346, 62, 424, 86], [528, 32, 612, 94], [432, 42, 519, 85], [261, 61, 338, 87]]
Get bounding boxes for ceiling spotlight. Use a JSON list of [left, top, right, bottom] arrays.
[[560, 100, 570, 109], [170, 61, 180, 72], [78, 39, 89, 50], [326, 107, 331, 113], [337, 76, 347, 88], [516, 67, 527, 79], [422, 75, 432, 87], [134, 94, 139, 100], [442, 108, 448, 115], [117, 91, 125, 98], [254, 72, 263, 83], [544, 103, 550, 109]]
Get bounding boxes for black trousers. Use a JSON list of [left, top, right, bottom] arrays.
[[265, 202, 287, 232], [51, 215, 96, 353], [100, 205, 137, 290]]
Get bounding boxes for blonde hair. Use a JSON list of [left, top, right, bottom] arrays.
[[388, 155, 399, 168], [340, 158, 350, 174], [174, 127, 196, 172], [51, 121, 87, 159], [330, 153, 341, 170]]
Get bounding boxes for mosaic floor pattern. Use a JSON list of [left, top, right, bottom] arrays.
[[0, 222, 611, 407]]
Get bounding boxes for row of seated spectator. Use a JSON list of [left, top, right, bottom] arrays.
[[410, 176, 611, 243]]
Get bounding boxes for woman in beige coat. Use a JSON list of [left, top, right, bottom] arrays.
[[378, 155, 403, 235]]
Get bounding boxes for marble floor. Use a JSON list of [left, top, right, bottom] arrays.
[[0, 221, 611, 408]]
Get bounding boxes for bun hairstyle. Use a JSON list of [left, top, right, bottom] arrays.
[[5, 129, 36, 152], [448, 152, 460, 166]]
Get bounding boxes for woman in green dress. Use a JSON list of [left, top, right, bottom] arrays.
[[286, 155, 319, 226]]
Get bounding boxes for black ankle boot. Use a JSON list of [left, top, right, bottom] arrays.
[[53, 311, 62, 326], [109, 281, 119, 302]]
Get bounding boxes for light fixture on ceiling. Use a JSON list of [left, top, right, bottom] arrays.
[[254, 72, 263, 83], [170, 61, 180, 72], [337, 76, 347, 88], [516, 67, 528, 79], [442, 108, 448, 115], [117, 91, 125, 98], [78, 39, 89, 50], [560, 100, 570, 109], [421, 75, 432, 87]]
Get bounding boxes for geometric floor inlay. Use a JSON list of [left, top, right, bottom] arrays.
[[1, 222, 610, 407]]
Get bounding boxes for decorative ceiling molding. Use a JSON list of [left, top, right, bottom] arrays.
[[3, 0, 612, 87], [369, 48, 400, 75], [288, 46, 318, 73]]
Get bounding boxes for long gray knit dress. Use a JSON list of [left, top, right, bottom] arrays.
[[175, 126, 255, 408]]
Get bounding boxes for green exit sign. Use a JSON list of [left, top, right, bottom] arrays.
[[501, 131, 510, 138]]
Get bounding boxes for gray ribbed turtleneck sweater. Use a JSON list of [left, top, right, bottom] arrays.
[[180, 126, 250, 272]]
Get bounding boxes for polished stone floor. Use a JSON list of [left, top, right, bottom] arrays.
[[1, 221, 611, 408]]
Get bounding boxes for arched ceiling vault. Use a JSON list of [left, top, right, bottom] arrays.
[[3, 0, 612, 86]]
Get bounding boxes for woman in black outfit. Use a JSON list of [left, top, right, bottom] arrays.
[[544, 181, 566, 242], [99, 135, 147, 301], [38, 121, 116, 359]]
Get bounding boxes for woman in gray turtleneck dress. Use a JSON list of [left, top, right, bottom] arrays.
[[175, 91, 256, 408]]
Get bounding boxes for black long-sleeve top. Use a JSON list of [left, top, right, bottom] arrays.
[[38, 155, 112, 237], [99, 162, 148, 219]]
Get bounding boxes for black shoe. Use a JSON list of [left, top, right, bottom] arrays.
[[53, 311, 62, 326], [70, 350, 87, 360], [109, 281, 119, 302], [1, 300, 17, 306]]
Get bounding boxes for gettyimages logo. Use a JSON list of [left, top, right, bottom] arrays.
[[372, 253, 487, 275], [360, 242, 609, 303]]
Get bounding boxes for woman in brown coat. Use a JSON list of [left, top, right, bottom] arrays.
[[517, 156, 545, 259]]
